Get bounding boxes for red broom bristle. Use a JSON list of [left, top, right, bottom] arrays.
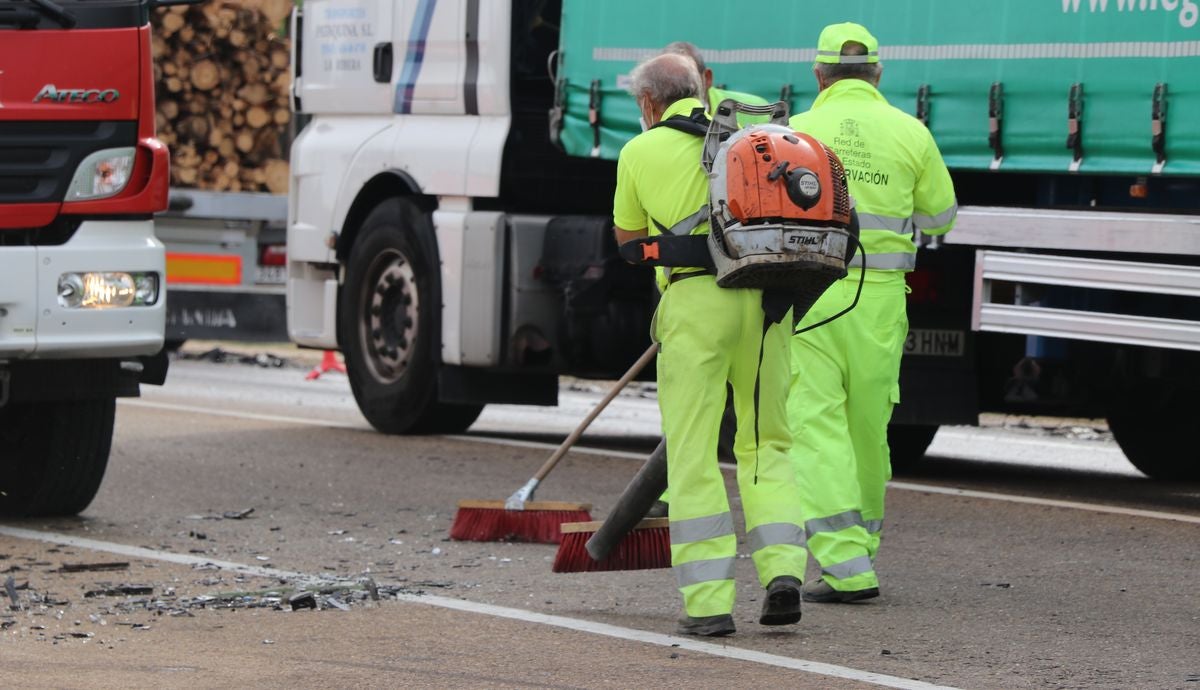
[[552, 525, 671, 573], [450, 507, 593, 544]]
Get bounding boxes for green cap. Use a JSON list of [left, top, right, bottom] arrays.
[[815, 22, 879, 65]]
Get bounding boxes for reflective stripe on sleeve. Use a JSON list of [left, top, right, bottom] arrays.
[[857, 212, 913, 235], [669, 512, 735, 545], [746, 522, 806, 554], [913, 202, 958, 230], [848, 252, 916, 271], [822, 555, 875, 581], [675, 556, 737, 589], [653, 204, 710, 237], [805, 510, 865, 536]]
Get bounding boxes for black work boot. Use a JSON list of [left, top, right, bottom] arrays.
[[759, 575, 803, 626], [676, 613, 736, 637], [802, 579, 880, 603]]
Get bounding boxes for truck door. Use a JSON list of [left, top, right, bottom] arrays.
[[297, 0, 396, 114]]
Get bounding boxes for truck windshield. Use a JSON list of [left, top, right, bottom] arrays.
[[25, 0, 77, 27]]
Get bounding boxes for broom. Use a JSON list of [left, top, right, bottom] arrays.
[[449, 342, 659, 544], [552, 439, 672, 572], [553, 518, 670, 572]]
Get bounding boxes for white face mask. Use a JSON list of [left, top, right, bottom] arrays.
[[637, 97, 652, 132]]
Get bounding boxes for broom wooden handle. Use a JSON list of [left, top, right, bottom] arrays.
[[531, 342, 659, 482]]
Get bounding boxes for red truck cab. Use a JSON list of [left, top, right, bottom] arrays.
[[0, 0, 195, 517]]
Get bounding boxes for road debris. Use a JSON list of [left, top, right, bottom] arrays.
[[84, 584, 155, 598], [4, 575, 19, 609], [58, 562, 129, 573], [223, 508, 255, 520], [288, 591, 317, 610]]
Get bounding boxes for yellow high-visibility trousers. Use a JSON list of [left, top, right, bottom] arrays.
[[656, 276, 807, 618], [788, 271, 908, 593]]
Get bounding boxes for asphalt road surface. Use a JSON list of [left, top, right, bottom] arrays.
[[2, 351, 1198, 689]]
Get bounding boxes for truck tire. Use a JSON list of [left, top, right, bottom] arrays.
[[1107, 383, 1199, 481], [0, 398, 115, 517], [887, 423, 939, 472], [339, 197, 483, 434]]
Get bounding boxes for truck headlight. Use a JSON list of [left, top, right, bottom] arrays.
[[65, 147, 136, 201], [58, 272, 159, 309]]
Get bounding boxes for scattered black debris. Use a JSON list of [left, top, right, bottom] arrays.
[[67, 631, 94, 639], [223, 508, 255, 520], [84, 584, 155, 598], [323, 596, 350, 612], [59, 562, 129, 573], [980, 582, 1012, 589], [881, 649, 892, 655], [189, 531, 207, 540], [4, 575, 20, 609], [669, 653, 679, 659], [289, 591, 317, 611], [180, 347, 289, 368]]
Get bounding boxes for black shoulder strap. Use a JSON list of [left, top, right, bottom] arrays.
[[650, 107, 710, 137]]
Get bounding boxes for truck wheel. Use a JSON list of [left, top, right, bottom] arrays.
[[339, 197, 483, 434], [1107, 384, 1198, 481], [0, 398, 115, 517], [887, 424, 939, 472]]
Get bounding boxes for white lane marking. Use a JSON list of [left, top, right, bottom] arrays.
[[121, 400, 1200, 525], [444, 433, 648, 461], [888, 482, 1200, 526], [397, 593, 959, 690], [0, 525, 957, 690], [119, 399, 368, 431]]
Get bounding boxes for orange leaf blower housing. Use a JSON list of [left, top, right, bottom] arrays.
[[717, 129, 852, 230]]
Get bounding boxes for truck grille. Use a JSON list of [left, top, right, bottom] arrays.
[[0, 121, 137, 204]]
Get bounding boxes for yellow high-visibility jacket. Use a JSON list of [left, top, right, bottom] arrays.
[[790, 79, 957, 272]]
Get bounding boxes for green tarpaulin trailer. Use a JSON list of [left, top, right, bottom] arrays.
[[555, 0, 1200, 175]]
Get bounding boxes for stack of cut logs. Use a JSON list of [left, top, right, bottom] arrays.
[[151, 0, 293, 194]]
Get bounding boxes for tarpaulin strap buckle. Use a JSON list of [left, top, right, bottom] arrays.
[[1152, 82, 1168, 174], [988, 82, 1004, 170], [1066, 83, 1084, 172], [916, 84, 931, 128], [588, 79, 602, 158]]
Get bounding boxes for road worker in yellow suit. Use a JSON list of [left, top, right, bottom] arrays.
[[648, 40, 771, 517], [613, 53, 806, 636], [788, 23, 957, 603]]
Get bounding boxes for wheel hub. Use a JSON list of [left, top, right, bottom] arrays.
[[361, 249, 419, 384]]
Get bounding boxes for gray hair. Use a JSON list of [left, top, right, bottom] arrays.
[[815, 41, 882, 85], [626, 53, 703, 108], [662, 40, 706, 75]]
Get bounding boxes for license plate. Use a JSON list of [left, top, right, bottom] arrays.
[[904, 328, 965, 357], [255, 265, 288, 285]]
